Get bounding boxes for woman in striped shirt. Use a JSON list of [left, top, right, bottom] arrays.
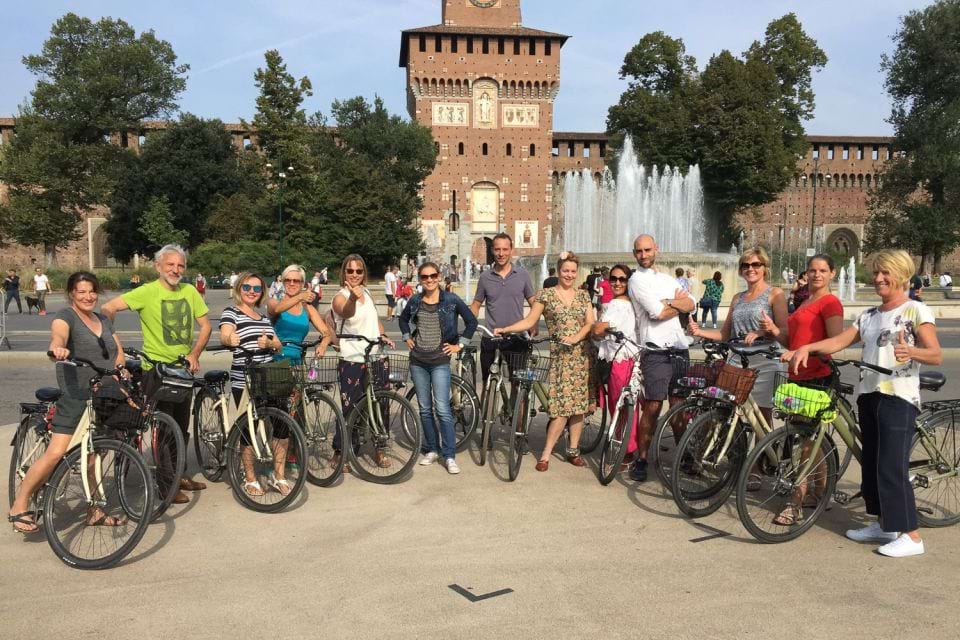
[[219, 272, 286, 497]]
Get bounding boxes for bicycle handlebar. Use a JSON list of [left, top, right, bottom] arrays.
[[831, 358, 893, 376], [123, 347, 190, 369], [206, 344, 276, 359], [48, 351, 123, 377]]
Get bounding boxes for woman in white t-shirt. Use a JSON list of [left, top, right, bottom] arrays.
[[592, 264, 641, 462], [785, 249, 942, 558], [331, 254, 395, 466]]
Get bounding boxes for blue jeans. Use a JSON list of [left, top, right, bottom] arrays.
[[410, 361, 455, 460], [700, 299, 719, 326]]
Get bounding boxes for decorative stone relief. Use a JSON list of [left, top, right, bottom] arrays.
[[473, 79, 498, 129], [502, 104, 539, 127], [432, 102, 469, 127]]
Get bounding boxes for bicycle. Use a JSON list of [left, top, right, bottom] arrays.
[[336, 333, 422, 483], [736, 360, 958, 543], [596, 330, 693, 486], [194, 344, 308, 512], [402, 355, 481, 455], [669, 340, 783, 517], [8, 387, 59, 509], [8, 354, 154, 569]]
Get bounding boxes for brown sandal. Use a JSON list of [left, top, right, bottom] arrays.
[[773, 504, 802, 526], [535, 460, 549, 472]]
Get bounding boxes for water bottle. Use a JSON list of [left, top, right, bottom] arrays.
[[307, 366, 319, 382], [678, 376, 707, 389], [782, 396, 804, 412], [703, 386, 727, 400]]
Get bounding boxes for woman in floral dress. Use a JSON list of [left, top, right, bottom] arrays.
[[497, 251, 596, 471]]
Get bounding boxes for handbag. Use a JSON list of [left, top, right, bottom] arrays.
[[143, 363, 195, 404]]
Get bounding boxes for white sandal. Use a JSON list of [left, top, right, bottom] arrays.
[[243, 480, 265, 497], [267, 474, 292, 496]]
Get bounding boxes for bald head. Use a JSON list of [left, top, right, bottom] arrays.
[[632, 234, 658, 269]]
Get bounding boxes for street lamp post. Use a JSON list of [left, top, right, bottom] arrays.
[[266, 161, 294, 269]]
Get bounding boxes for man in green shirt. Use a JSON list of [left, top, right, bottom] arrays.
[[103, 244, 212, 503]]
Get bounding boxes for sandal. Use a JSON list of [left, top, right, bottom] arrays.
[[802, 492, 824, 509], [374, 450, 392, 468], [566, 447, 586, 467], [267, 474, 292, 496], [85, 508, 128, 527], [746, 473, 762, 492], [535, 459, 549, 472], [243, 480, 265, 497], [773, 504, 802, 526], [8, 511, 40, 534]]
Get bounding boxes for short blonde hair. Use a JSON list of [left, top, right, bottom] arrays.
[[281, 264, 306, 283], [739, 246, 771, 279], [340, 254, 369, 287], [870, 249, 914, 291], [231, 272, 266, 306]]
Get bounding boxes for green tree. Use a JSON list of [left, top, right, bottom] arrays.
[[205, 193, 264, 244], [0, 13, 187, 265], [249, 49, 313, 160], [867, 0, 960, 270], [138, 195, 188, 250]]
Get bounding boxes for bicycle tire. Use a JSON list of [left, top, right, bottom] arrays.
[[911, 411, 960, 527], [301, 387, 345, 487], [461, 355, 477, 391], [225, 407, 308, 512], [671, 407, 746, 518], [8, 414, 46, 509], [577, 382, 606, 455], [403, 375, 480, 453], [130, 410, 185, 520], [478, 378, 503, 467], [598, 402, 634, 486], [43, 438, 154, 570], [346, 390, 421, 484], [507, 391, 529, 481], [192, 387, 226, 483], [735, 424, 838, 543], [651, 398, 709, 491]]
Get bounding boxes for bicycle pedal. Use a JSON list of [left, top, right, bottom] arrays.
[[833, 491, 850, 505], [910, 474, 930, 489]]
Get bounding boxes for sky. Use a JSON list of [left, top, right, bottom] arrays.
[[0, 0, 932, 135]]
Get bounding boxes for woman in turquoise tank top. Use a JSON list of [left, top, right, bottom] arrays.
[[268, 264, 332, 363]]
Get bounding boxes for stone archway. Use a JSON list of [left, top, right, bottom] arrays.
[[471, 237, 493, 265], [825, 227, 860, 258]]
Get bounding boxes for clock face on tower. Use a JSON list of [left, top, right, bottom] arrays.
[[469, 0, 499, 8]]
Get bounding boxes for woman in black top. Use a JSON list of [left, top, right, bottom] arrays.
[[3, 269, 21, 313]]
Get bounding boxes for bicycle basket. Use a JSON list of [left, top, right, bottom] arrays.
[[297, 355, 340, 386], [370, 353, 410, 385], [92, 390, 149, 431], [144, 364, 194, 404], [773, 373, 838, 423], [247, 361, 295, 401], [713, 363, 758, 405], [507, 350, 551, 384], [672, 357, 723, 393]]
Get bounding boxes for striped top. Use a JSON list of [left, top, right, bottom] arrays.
[[220, 306, 276, 389], [410, 301, 447, 365]]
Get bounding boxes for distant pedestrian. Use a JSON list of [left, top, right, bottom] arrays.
[[3, 269, 22, 313], [229, 271, 239, 288], [940, 271, 953, 288], [542, 267, 558, 289], [385, 265, 399, 322], [699, 271, 724, 329], [195, 272, 207, 297], [909, 271, 924, 301], [33, 267, 50, 315], [675, 267, 692, 329]]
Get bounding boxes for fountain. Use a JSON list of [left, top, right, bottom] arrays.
[[561, 137, 705, 253], [846, 256, 857, 302]]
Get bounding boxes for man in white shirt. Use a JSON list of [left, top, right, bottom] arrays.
[[384, 266, 398, 321], [33, 268, 50, 315], [939, 271, 952, 288], [627, 234, 694, 482]]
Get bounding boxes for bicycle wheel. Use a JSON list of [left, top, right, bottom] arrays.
[[911, 411, 960, 527], [134, 410, 185, 520], [460, 354, 477, 391], [507, 391, 529, 482], [478, 379, 503, 467], [43, 439, 154, 569], [192, 387, 227, 482], [577, 382, 606, 455], [8, 413, 47, 509], [735, 424, 838, 543], [404, 376, 480, 453], [301, 387, 345, 487], [225, 407, 308, 512], [826, 423, 854, 480], [346, 390, 421, 484], [671, 407, 746, 518], [598, 402, 635, 486], [651, 398, 708, 491]]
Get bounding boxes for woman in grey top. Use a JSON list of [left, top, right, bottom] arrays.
[[399, 261, 478, 475], [9, 272, 127, 533], [688, 247, 788, 417]]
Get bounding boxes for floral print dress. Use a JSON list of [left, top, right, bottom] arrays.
[[538, 287, 596, 418]]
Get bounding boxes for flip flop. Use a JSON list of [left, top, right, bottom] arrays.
[[8, 511, 40, 534]]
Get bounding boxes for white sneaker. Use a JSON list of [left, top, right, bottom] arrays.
[[445, 458, 461, 475], [419, 452, 440, 465], [877, 534, 924, 558], [845, 521, 898, 543]]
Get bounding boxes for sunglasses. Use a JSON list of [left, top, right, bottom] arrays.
[[345, 268, 364, 275], [419, 272, 440, 281], [282, 278, 302, 284], [740, 261, 764, 270], [241, 284, 263, 293], [96, 335, 109, 360], [608, 276, 629, 284]]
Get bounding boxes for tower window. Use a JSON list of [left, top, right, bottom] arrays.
[[530, 143, 536, 156], [435, 36, 442, 53], [458, 142, 464, 155], [529, 38, 536, 55], [506, 143, 512, 156], [482, 143, 489, 156], [451, 37, 458, 53], [482, 37, 489, 54], [545, 39, 552, 56], [467, 37, 474, 54], [498, 38, 505, 55], [419, 35, 426, 52], [513, 38, 521, 55]]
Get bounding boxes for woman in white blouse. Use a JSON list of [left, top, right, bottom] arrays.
[[591, 264, 641, 461]]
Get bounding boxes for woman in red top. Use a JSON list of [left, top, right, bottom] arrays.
[[772, 253, 844, 525]]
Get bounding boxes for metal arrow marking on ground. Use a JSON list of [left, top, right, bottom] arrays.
[[688, 523, 731, 543], [448, 584, 514, 602]]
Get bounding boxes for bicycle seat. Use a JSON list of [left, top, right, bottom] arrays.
[[35, 387, 61, 402], [728, 342, 777, 357], [204, 370, 230, 384], [920, 371, 946, 391]]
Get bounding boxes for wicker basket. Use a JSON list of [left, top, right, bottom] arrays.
[[714, 363, 759, 406], [507, 350, 551, 384]]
